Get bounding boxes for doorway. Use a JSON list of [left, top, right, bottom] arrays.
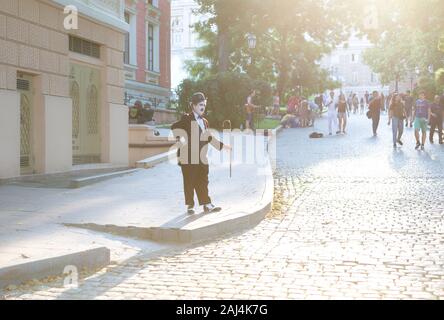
[[70, 63, 101, 165], [17, 73, 34, 175]]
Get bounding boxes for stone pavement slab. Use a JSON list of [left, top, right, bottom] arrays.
[[4, 114, 443, 300], [0, 131, 274, 288]]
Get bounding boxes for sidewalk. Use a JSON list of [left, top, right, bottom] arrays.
[[0, 131, 275, 289]]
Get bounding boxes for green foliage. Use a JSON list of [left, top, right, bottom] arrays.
[[188, 0, 350, 98], [435, 68, 444, 88], [415, 76, 437, 100], [356, 0, 444, 89], [176, 72, 272, 129]]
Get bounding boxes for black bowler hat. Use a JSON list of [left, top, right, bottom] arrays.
[[191, 92, 206, 106]]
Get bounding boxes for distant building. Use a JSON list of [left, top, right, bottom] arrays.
[[123, 0, 172, 114], [320, 34, 389, 96], [171, 0, 208, 90]]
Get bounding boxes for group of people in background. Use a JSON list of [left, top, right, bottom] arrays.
[[383, 90, 443, 150], [318, 89, 444, 150], [279, 94, 318, 129], [246, 88, 444, 150]]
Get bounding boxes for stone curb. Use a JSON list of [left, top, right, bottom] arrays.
[[0, 247, 110, 291], [64, 161, 274, 244], [69, 169, 141, 188], [136, 149, 177, 168]]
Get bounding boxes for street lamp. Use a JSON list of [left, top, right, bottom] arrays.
[[246, 33, 257, 77]]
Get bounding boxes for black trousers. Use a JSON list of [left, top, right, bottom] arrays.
[[430, 117, 443, 142], [181, 165, 211, 206], [372, 114, 380, 135]]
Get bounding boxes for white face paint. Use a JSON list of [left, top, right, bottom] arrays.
[[193, 101, 206, 117]]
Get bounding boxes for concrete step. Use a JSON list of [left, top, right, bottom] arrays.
[[0, 247, 110, 291], [69, 168, 141, 188]]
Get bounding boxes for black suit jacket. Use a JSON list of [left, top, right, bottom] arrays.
[[171, 113, 224, 166]]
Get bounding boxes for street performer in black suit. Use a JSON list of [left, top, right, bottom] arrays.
[[171, 92, 232, 215]]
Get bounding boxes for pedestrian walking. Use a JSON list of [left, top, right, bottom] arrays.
[[429, 95, 443, 144], [360, 97, 365, 114], [413, 90, 431, 150], [403, 90, 414, 127], [380, 92, 386, 113], [171, 92, 232, 214], [245, 89, 259, 130], [272, 91, 280, 116], [325, 91, 338, 135], [387, 93, 406, 148], [315, 94, 323, 117], [368, 91, 382, 137], [300, 100, 310, 127], [337, 93, 348, 134], [352, 93, 359, 114]]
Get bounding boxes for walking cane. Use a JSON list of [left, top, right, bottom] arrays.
[[222, 120, 232, 178]]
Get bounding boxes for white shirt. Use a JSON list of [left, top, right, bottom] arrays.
[[325, 96, 337, 115], [193, 111, 206, 132]]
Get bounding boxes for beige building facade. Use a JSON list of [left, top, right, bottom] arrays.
[[0, 0, 129, 179]]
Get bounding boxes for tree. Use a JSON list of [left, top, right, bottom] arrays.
[[353, 0, 444, 91], [188, 0, 349, 99]]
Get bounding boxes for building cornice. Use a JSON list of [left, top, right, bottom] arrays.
[[52, 0, 129, 32]]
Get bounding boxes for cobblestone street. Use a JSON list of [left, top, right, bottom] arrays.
[[5, 114, 444, 300]]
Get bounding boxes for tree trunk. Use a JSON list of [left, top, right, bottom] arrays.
[[276, 31, 289, 102], [218, 26, 230, 73]]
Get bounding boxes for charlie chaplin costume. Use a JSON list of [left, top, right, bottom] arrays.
[[171, 92, 229, 214]]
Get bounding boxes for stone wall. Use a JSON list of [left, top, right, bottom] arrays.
[[0, 0, 128, 178]]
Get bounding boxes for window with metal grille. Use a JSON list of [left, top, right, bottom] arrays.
[[124, 12, 130, 65], [69, 36, 101, 59], [17, 78, 30, 91], [147, 24, 154, 71]]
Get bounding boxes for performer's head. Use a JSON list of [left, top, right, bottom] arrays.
[[190, 92, 207, 117]]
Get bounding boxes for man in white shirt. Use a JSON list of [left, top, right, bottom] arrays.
[[325, 91, 338, 135]]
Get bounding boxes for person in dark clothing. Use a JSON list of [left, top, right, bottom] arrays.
[[388, 93, 406, 148], [429, 95, 443, 144], [315, 94, 324, 116], [380, 92, 385, 112], [369, 91, 382, 136], [171, 92, 232, 214], [403, 90, 414, 127]]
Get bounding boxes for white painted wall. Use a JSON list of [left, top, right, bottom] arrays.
[[0, 90, 20, 179], [109, 103, 129, 165], [43, 95, 73, 173]]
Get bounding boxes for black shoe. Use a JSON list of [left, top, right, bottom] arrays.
[[336, 131, 341, 135], [393, 143, 397, 148], [430, 139, 434, 144], [204, 204, 222, 213], [415, 142, 421, 150], [439, 141, 443, 145], [187, 205, 195, 215], [397, 139, 403, 146], [421, 144, 425, 151]]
